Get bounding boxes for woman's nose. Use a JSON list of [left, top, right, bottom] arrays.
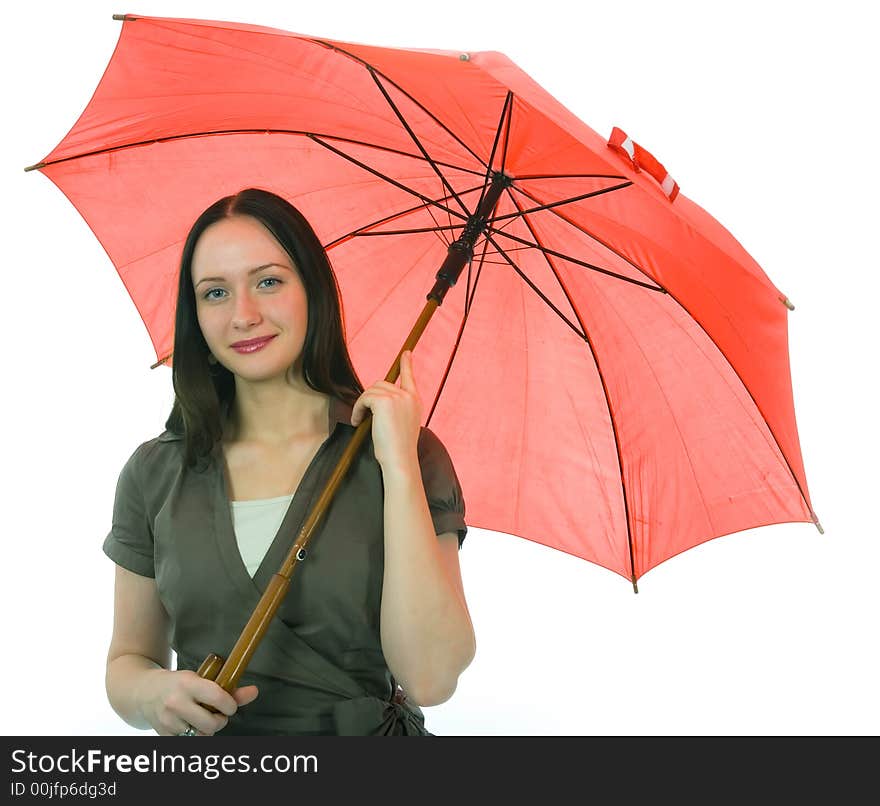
[[232, 291, 261, 328]]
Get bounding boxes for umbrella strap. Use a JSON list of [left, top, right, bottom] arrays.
[[607, 126, 680, 202]]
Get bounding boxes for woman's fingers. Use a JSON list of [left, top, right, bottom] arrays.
[[183, 704, 227, 735], [171, 683, 258, 736], [352, 384, 407, 426], [140, 670, 259, 736], [233, 684, 260, 707], [180, 675, 236, 714], [171, 676, 238, 735]]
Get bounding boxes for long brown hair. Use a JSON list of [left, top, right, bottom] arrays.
[[164, 187, 363, 468]]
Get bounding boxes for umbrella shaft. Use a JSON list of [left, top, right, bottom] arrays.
[[428, 173, 509, 304]]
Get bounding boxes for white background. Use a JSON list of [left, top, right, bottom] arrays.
[[3, 0, 877, 736]]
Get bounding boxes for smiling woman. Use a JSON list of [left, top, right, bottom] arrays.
[[102, 188, 475, 737]]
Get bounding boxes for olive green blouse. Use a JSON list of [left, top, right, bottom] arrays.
[[103, 395, 467, 736]]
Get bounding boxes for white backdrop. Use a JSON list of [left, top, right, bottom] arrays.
[[4, 0, 877, 736]]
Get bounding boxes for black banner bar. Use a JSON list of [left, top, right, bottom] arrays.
[[2, 736, 875, 800]]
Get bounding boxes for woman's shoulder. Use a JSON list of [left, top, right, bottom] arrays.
[[155, 428, 184, 444], [416, 425, 452, 459], [115, 428, 190, 504], [122, 427, 185, 477], [109, 429, 192, 525], [416, 426, 461, 482]]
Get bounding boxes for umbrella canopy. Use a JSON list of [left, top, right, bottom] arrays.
[[26, 12, 820, 588]]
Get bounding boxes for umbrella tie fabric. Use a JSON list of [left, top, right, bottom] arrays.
[[607, 125, 680, 201]]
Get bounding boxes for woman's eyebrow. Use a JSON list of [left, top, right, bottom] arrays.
[[195, 262, 291, 287]]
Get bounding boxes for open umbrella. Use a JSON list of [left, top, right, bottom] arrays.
[[25, 12, 820, 691]]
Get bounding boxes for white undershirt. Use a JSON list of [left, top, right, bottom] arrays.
[[230, 494, 294, 577]]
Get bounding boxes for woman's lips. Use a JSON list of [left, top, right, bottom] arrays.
[[231, 335, 276, 354]]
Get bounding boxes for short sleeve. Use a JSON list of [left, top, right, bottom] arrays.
[[417, 428, 468, 549], [102, 444, 156, 577]]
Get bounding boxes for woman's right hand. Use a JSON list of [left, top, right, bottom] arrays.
[[137, 669, 259, 736]]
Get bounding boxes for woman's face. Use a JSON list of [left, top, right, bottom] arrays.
[[191, 214, 309, 384]]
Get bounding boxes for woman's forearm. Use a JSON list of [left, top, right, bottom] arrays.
[[105, 654, 167, 731], [379, 457, 476, 706]]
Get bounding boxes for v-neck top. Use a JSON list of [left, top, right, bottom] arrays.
[[102, 394, 468, 735]]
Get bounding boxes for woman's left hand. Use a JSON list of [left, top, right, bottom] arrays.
[[351, 350, 422, 475]]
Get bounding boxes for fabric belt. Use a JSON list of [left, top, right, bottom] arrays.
[[332, 694, 430, 735], [177, 651, 430, 736]]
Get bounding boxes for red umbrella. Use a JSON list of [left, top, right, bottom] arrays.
[[25, 12, 821, 594]]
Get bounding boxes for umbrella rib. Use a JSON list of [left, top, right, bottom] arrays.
[[443, 176, 454, 246], [484, 207, 525, 237], [330, 224, 451, 248], [483, 243, 532, 254], [486, 224, 666, 294], [422, 186, 454, 248], [467, 237, 491, 318], [345, 177, 506, 241], [317, 132, 486, 177], [482, 232, 587, 342], [307, 38, 488, 169], [474, 91, 514, 217], [24, 128, 485, 179], [491, 181, 633, 222], [464, 257, 519, 266], [504, 187, 638, 585], [512, 173, 632, 181], [367, 69, 472, 218], [324, 181, 486, 249], [308, 134, 467, 222], [354, 224, 460, 237], [500, 91, 514, 178], [510, 183, 670, 284]]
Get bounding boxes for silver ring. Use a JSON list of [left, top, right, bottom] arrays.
[[178, 724, 198, 737]]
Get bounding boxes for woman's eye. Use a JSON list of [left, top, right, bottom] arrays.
[[202, 277, 280, 300]]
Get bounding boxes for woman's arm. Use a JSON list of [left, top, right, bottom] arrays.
[[105, 565, 259, 735], [105, 565, 172, 730], [379, 460, 476, 707]]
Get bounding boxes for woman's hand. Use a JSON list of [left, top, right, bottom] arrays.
[[351, 350, 422, 475], [137, 669, 259, 736]]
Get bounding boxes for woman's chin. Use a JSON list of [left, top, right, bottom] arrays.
[[230, 363, 293, 384]]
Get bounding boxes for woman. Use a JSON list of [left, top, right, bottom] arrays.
[[103, 188, 476, 736]]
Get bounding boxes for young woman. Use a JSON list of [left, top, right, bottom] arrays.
[[103, 188, 475, 736]]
